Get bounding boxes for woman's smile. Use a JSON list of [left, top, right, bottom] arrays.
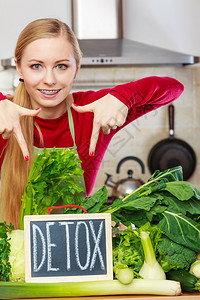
[[38, 89, 61, 97]]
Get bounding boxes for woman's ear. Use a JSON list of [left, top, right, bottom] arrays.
[[15, 59, 24, 80], [74, 66, 80, 79]]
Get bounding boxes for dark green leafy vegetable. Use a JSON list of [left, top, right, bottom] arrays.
[[20, 148, 84, 229], [158, 211, 200, 252], [0, 222, 14, 281], [101, 166, 200, 252], [64, 186, 108, 214]]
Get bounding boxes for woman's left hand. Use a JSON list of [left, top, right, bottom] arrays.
[[71, 94, 128, 156]]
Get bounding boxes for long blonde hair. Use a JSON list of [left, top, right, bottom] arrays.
[[0, 18, 82, 228]]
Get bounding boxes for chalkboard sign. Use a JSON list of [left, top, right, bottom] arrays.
[[24, 213, 113, 283]]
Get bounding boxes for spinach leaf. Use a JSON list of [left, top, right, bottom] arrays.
[[122, 194, 163, 211], [64, 186, 108, 214], [147, 166, 183, 182], [102, 166, 183, 215], [161, 181, 195, 201]]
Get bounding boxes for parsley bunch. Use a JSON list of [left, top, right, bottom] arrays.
[[20, 148, 84, 229], [0, 222, 14, 281]]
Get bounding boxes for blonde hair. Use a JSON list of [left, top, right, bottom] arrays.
[[0, 18, 82, 228]]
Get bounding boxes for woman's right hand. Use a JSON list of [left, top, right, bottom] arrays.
[[0, 99, 41, 160]]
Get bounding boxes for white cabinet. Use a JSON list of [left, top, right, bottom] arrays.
[[123, 0, 200, 56], [0, 0, 72, 60]]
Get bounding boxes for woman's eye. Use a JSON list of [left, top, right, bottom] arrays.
[[31, 64, 42, 69], [56, 64, 68, 70]]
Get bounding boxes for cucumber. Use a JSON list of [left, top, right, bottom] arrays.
[[167, 269, 200, 293]]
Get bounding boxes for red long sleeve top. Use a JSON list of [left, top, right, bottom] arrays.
[[0, 76, 184, 195]]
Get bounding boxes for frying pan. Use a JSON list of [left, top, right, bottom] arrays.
[[148, 104, 196, 180]]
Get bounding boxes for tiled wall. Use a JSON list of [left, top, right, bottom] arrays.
[[0, 64, 199, 197], [73, 65, 200, 195]]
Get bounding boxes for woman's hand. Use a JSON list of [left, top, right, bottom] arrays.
[[71, 94, 128, 156], [0, 99, 41, 160]]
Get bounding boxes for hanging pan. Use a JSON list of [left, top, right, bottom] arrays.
[[148, 104, 196, 180]]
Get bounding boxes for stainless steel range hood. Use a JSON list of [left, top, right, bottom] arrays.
[[77, 38, 196, 66], [72, 0, 196, 67]]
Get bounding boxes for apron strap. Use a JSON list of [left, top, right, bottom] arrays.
[[66, 101, 76, 148]]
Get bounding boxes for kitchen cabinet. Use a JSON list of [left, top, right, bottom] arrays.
[[123, 0, 200, 56], [0, 0, 72, 60]]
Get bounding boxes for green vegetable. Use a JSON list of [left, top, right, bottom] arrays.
[[115, 268, 134, 285], [7, 230, 25, 282], [167, 269, 200, 292], [64, 185, 108, 215], [24, 163, 199, 255], [20, 148, 84, 229], [190, 260, 200, 279], [0, 222, 13, 281], [102, 166, 200, 253], [139, 231, 166, 280], [112, 223, 163, 281], [112, 225, 144, 278], [157, 235, 196, 272], [0, 279, 181, 298]]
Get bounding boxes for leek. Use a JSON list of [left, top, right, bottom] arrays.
[[0, 279, 181, 299]]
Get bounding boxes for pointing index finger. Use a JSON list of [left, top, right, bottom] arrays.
[[13, 124, 29, 161], [89, 121, 101, 156]]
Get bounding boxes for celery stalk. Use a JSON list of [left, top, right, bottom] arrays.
[[0, 279, 181, 299]]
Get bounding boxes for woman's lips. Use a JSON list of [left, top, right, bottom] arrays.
[[38, 89, 61, 98]]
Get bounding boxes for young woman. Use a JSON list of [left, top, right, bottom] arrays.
[[0, 18, 184, 228]]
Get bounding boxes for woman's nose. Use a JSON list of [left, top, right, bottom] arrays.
[[43, 69, 56, 85]]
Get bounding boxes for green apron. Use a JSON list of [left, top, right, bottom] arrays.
[[33, 102, 86, 212]]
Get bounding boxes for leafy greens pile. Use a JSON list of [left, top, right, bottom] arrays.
[[103, 166, 200, 253], [68, 166, 200, 253], [2, 147, 200, 284], [20, 148, 200, 255]]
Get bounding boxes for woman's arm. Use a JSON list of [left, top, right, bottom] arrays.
[[108, 76, 184, 109], [72, 76, 184, 155]]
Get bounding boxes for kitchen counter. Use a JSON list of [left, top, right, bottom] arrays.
[[18, 293, 200, 300]]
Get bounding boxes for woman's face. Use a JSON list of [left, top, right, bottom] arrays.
[[16, 35, 79, 118]]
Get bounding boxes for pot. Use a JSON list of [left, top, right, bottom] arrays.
[[105, 156, 145, 199], [148, 104, 196, 180]]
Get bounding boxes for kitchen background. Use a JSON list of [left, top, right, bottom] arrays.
[[0, 0, 200, 197]]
